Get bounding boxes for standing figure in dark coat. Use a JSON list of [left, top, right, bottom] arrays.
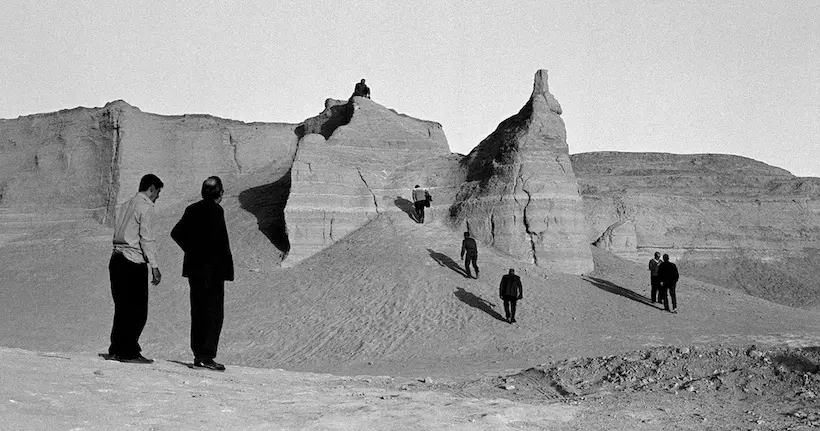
[[460, 231, 479, 279], [657, 254, 679, 313], [171, 176, 234, 371], [499, 269, 523, 323], [648, 252, 662, 303], [353, 79, 371, 98]]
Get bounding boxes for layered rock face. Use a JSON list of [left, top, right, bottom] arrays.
[[0, 101, 298, 226], [284, 97, 460, 265], [573, 152, 820, 306], [449, 70, 593, 274]]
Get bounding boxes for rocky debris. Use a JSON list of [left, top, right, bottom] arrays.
[[449, 70, 593, 274], [572, 151, 820, 308], [284, 96, 460, 265]]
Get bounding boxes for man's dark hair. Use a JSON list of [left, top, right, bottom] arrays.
[[138, 174, 164, 192], [201, 176, 224, 200], [654, 252, 660, 258], [663, 254, 670, 262], [464, 232, 470, 238]]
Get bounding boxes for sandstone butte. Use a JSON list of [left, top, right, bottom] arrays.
[[1, 70, 819, 301]]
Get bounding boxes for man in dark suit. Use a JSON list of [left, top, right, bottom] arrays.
[[460, 231, 479, 279], [499, 269, 523, 323], [658, 254, 680, 313], [171, 176, 234, 371]]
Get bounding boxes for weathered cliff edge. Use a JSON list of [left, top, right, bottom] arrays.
[[283, 97, 462, 265], [0, 101, 298, 222], [448, 70, 593, 275], [573, 152, 820, 306]]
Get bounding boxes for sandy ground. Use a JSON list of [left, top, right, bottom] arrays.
[[2, 196, 820, 429]]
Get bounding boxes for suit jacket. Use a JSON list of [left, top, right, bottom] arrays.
[[657, 261, 679, 285], [499, 274, 523, 298], [171, 199, 234, 281]]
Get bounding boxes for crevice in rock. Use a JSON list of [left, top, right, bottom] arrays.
[[227, 130, 242, 174], [100, 108, 122, 226], [238, 170, 292, 261], [517, 171, 539, 266], [555, 156, 566, 174], [356, 168, 380, 213]]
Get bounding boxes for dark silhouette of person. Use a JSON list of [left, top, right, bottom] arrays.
[[648, 252, 662, 303], [499, 269, 523, 323], [105, 173, 164, 364], [460, 232, 479, 279], [412, 185, 430, 223], [353, 79, 371, 99], [171, 176, 235, 371], [657, 254, 679, 313]]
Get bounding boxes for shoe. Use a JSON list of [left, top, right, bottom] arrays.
[[99, 353, 120, 361], [194, 359, 226, 371], [510, 318, 516, 323], [118, 355, 153, 364]]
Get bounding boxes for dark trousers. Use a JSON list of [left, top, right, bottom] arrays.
[[659, 282, 677, 311], [108, 253, 149, 358], [189, 273, 225, 360], [414, 201, 425, 223], [650, 275, 661, 302], [502, 296, 518, 320], [464, 254, 479, 277]]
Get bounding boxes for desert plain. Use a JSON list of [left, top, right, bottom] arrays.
[[1, 71, 819, 430]]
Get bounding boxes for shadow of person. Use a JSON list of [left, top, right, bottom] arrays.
[[428, 249, 469, 278], [394, 196, 417, 222], [583, 276, 659, 310], [238, 171, 291, 257], [454, 287, 507, 322], [770, 347, 820, 374]]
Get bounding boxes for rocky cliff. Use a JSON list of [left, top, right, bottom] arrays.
[[284, 96, 461, 265], [448, 70, 593, 274], [572, 152, 820, 307]]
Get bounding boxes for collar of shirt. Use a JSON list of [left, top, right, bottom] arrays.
[[136, 191, 154, 206]]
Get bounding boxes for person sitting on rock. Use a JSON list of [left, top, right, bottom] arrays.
[[499, 269, 523, 323], [353, 79, 371, 99], [411, 185, 429, 223]]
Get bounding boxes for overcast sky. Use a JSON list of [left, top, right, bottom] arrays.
[[2, 1, 818, 177]]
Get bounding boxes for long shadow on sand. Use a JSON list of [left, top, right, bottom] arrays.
[[454, 287, 507, 322], [428, 249, 469, 278], [770, 347, 820, 374], [583, 276, 659, 310], [394, 196, 417, 222]]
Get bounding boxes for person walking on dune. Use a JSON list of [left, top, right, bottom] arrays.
[[658, 254, 680, 313], [461, 231, 479, 279], [412, 185, 430, 223], [105, 173, 164, 364], [171, 176, 235, 372], [648, 252, 662, 303], [499, 269, 523, 323]]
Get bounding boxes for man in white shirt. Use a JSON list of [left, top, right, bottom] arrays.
[[105, 174, 164, 364]]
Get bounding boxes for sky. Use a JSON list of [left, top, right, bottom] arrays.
[[2, 0, 819, 177]]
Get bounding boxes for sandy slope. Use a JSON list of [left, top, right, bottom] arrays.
[[1, 194, 819, 379]]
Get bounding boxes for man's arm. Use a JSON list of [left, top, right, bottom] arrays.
[[139, 205, 161, 285], [460, 240, 465, 258], [170, 209, 189, 252], [517, 278, 523, 299]]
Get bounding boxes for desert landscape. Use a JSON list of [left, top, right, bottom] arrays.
[[1, 70, 820, 430]]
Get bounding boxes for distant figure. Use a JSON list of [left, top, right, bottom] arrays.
[[411, 185, 431, 223], [657, 254, 679, 313], [105, 173, 164, 364], [648, 252, 662, 303], [460, 232, 479, 279], [171, 176, 235, 372], [353, 78, 371, 99], [499, 269, 523, 323]]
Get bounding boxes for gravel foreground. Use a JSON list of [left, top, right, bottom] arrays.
[[2, 344, 818, 430]]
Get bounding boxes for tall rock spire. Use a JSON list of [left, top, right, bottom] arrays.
[[449, 70, 593, 274]]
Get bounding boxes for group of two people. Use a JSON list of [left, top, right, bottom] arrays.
[[463, 229, 524, 325], [105, 174, 234, 371], [648, 252, 680, 313]]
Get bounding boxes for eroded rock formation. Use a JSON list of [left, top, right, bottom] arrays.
[[284, 96, 459, 265], [573, 152, 820, 306], [448, 70, 593, 274]]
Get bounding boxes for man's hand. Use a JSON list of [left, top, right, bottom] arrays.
[[151, 267, 162, 286]]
